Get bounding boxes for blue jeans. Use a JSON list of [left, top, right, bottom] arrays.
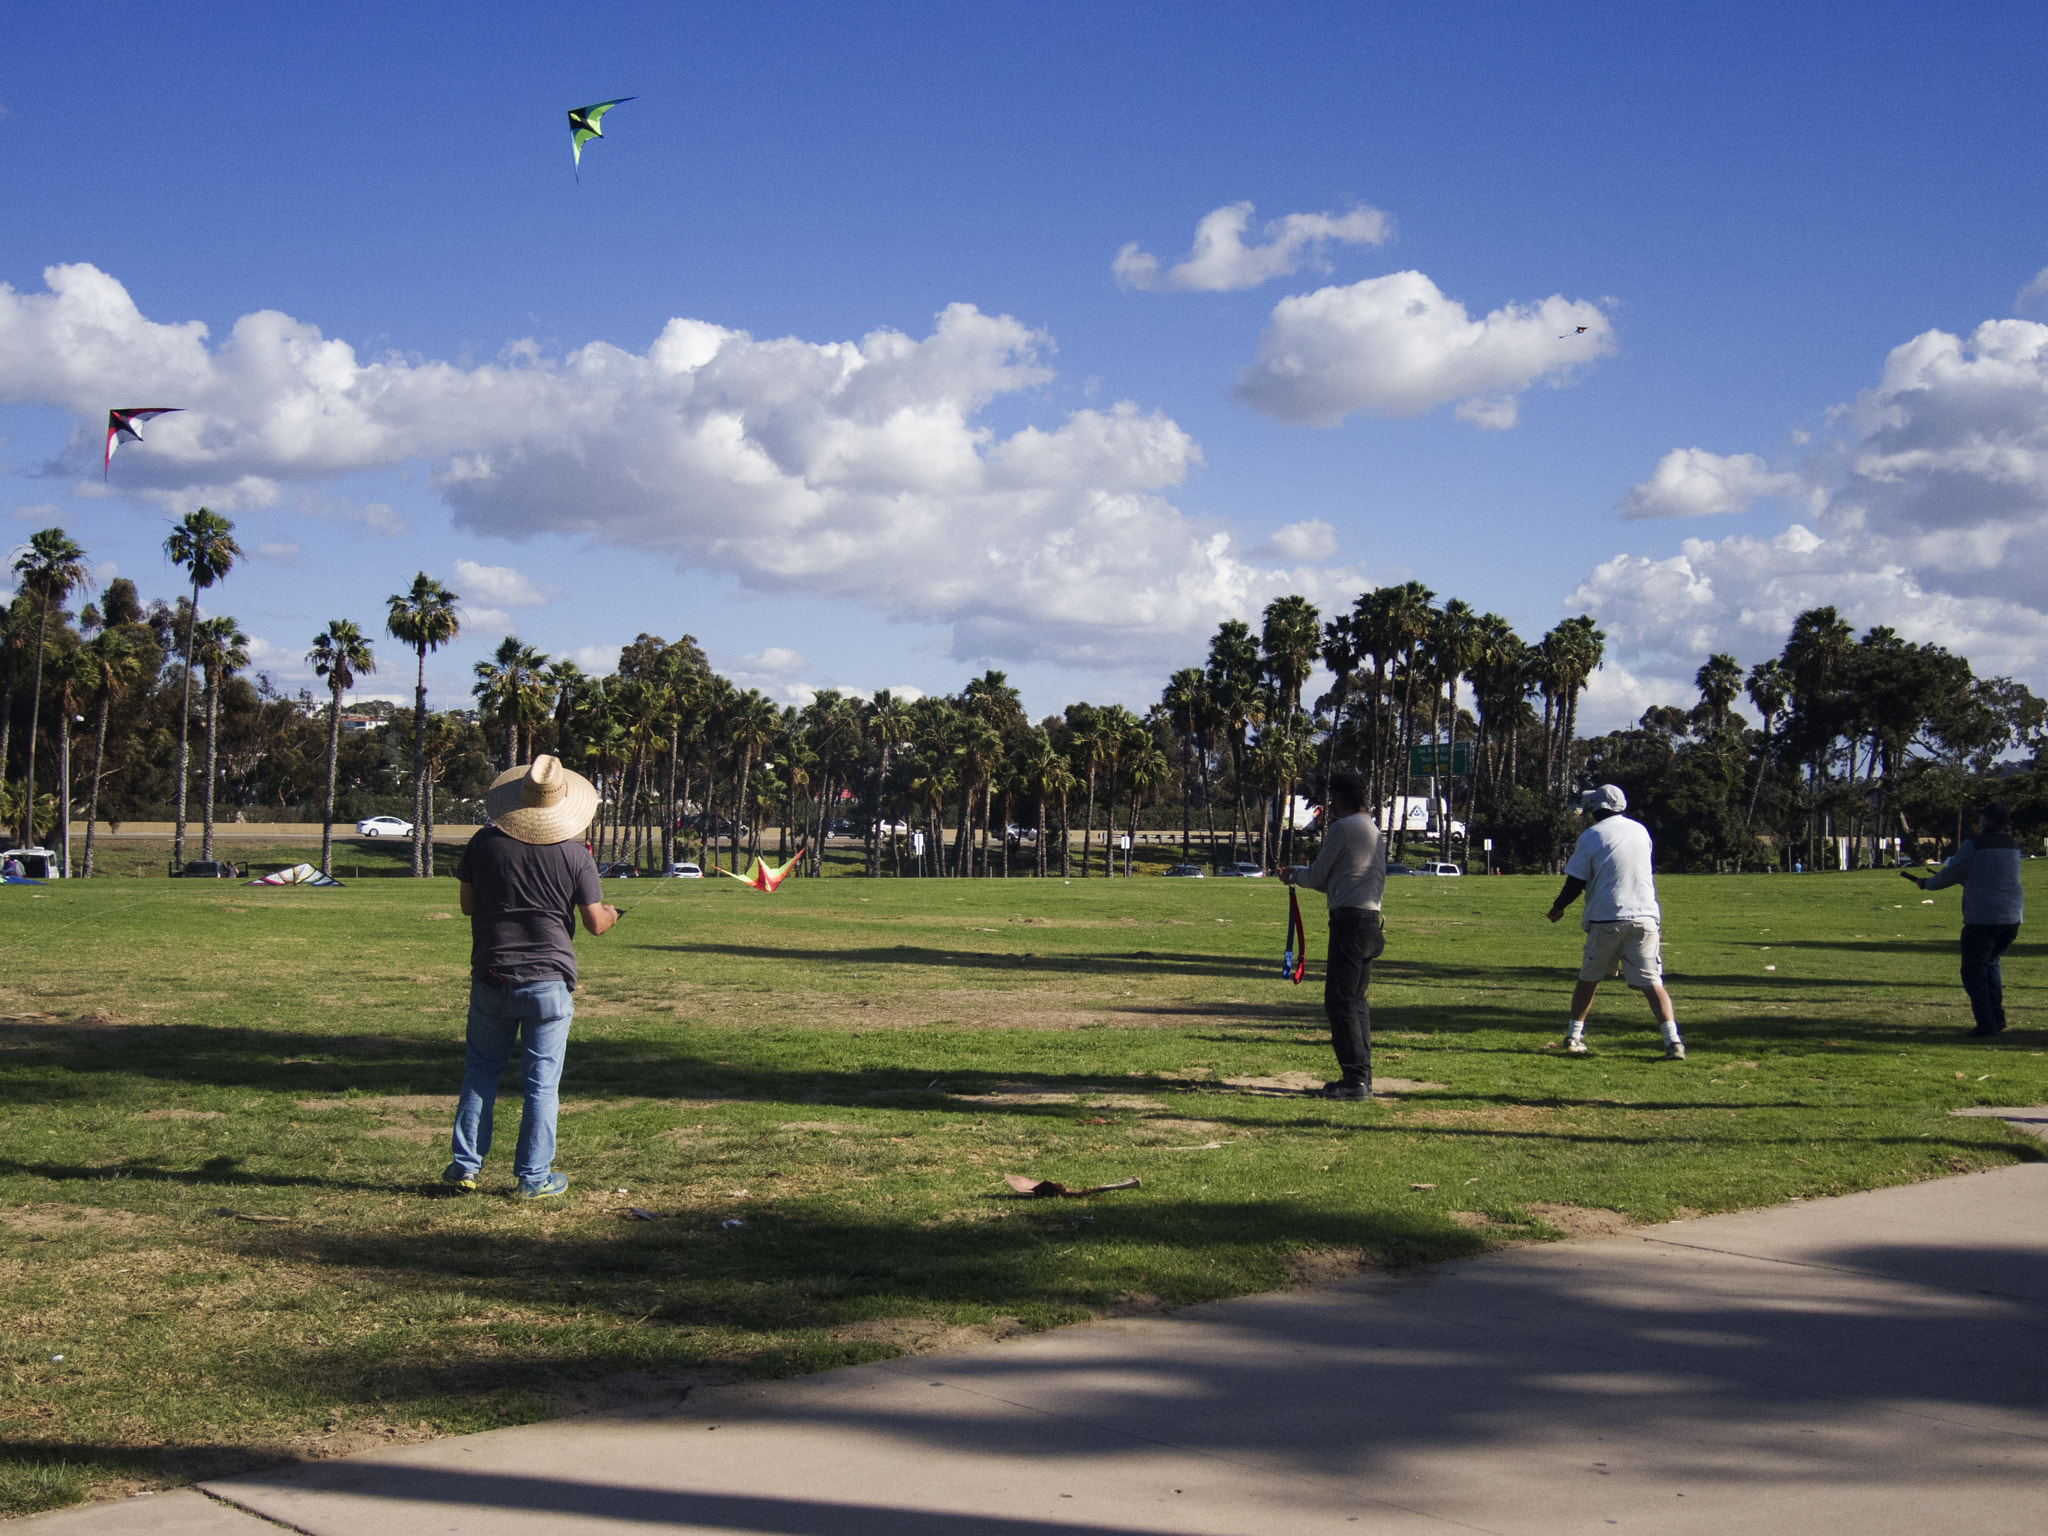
[[1960, 924, 2019, 1032], [449, 978, 574, 1184]]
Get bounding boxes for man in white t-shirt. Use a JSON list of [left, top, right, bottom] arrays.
[[1545, 784, 1685, 1060]]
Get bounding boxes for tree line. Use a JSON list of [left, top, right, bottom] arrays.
[[6, 513, 2041, 878]]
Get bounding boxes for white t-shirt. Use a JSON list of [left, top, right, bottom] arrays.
[[1564, 814, 1660, 929]]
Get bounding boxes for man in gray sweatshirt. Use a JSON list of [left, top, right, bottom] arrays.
[[1905, 801, 2024, 1037], [1283, 771, 1386, 1100]]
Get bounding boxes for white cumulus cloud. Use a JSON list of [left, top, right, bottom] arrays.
[[2017, 265, 2048, 314], [1114, 202, 1393, 293], [452, 559, 549, 608], [1235, 270, 1614, 429], [0, 264, 1362, 670], [1579, 316, 2048, 720], [1620, 448, 1807, 519]]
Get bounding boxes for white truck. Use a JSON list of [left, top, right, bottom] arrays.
[[1379, 797, 1465, 841]]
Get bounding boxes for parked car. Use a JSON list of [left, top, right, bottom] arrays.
[[171, 860, 239, 879], [1, 845, 62, 879], [871, 819, 908, 837], [1416, 861, 1463, 876], [1384, 862, 1414, 876], [594, 861, 641, 878], [1215, 862, 1265, 877], [1163, 863, 1205, 878], [355, 815, 412, 838], [662, 862, 704, 878]]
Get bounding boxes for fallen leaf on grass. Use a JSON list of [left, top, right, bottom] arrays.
[[1411, 1183, 1437, 1191], [214, 1208, 290, 1224], [623, 1208, 664, 1221], [1002, 1174, 1141, 1198]]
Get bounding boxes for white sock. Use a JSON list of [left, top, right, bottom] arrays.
[[1566, 1019, 1586, 1040], [1660, 1017, 1681, 1044]]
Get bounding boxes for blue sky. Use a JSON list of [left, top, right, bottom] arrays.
[[6, 1, 2048, 727]]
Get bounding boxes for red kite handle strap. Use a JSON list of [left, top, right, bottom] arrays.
[[1282, 887, 1307, 984]]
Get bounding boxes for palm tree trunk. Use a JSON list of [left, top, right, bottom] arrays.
[[56, 698, 73, 877], [954, 781, 971, 877], [1057, 791, 1071, 876], [1082, 766, 1097, 877], [19, 596, 52, 849], [174, 580, 198, 864], [201, 670, 219, 862], [320, 679, 343, 876], [411, 645, 428, 877], [84, 690, 111, 878]]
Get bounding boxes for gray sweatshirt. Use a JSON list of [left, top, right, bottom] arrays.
[[1288, 812, 1385, 912], [1921, 833, 2024, 926]]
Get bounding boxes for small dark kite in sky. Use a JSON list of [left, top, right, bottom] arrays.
[[104, 407, 181, 478]]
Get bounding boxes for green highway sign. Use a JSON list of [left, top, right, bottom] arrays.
[[1409, 742, 1469, 776]]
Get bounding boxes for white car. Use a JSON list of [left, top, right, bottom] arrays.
[[355, 815, 413, 838], [1215, 862, 1266, 877], [662, 862, 704, 878], [1414, 861, 1463, 876]]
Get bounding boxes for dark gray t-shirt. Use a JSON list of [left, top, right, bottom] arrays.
[[456, 829, 603, 987]]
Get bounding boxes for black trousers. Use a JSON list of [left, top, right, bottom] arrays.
[[1325, 907, 1385, 1083], [1960, 923, 2019, 1031]]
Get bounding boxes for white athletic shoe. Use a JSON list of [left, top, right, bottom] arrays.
[[1663, 1041, 1686, 1061], [1565, 1037, 1589, 1055]]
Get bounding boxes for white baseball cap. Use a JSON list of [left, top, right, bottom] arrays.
[[1578, 783, 1627, 814]]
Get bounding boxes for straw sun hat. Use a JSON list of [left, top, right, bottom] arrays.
[[482, 755, 600, 845]]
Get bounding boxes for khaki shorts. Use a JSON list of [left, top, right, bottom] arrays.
[[1580, 920, 1662, 987]]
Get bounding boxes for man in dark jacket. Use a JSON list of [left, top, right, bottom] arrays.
[[1283, 772, 1386, 1100], [1906, 802, 2024, 1037]]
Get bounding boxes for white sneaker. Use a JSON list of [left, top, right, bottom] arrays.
[[1663, 1041, 1686, 1061], [1565, 1037, 1589, 1055]]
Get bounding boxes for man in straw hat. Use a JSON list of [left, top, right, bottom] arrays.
[[443, 754, 617, 1198], [1545, 782, 1686, 1060]]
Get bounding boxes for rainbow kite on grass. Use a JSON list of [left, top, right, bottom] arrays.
[[720, 848, 803, 892]]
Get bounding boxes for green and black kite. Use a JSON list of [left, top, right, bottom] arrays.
[[567, 97, 635, 177]]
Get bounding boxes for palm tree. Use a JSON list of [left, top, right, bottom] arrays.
[[1743, 658, 1791, 829], [1161, 667, 1205, 861], [728, 689, 780, 872], [1259, 595, 1322, 723], [191, 616, 249, 861], [78, 629, 142, 878], [1695, 653, 1743, 732], [955, 717, 1005, 877], [163, 510, 240, 865], [0, 593, 33, 806], [309, 621, 377, 876], [1205, 619, 1263, 863], [863, 689, 912, 876], [11, 528, 90, 848], [1014, 728, 1075, 877], [44, 647, 89, 877], [473, 636, 550, 768], [386, 574, 461, 876], [1430, 598, 1481, 863]]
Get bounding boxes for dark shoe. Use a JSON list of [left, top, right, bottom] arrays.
[[1967, 1023, 2007, 1037], [1315, 1079, 1370, 1100]]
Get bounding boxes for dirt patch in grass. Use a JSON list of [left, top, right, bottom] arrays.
[[132, 1109, 226, 1121], [295, 1096, 455, 1115], [1523, 1202, 1634, 1239], [0, 1204, 154, 1235], [780, 1122, 853, 1132], [1286, 1247, 1381, 1285], [1223, 1072, 1447, 1096], [1128, 1118, 1224, 1138], [828, 1315, 1029, 1354], [1404, 1105, 1567, 1129], [363, 1126, 438, 1142]]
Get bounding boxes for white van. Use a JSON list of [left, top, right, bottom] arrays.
[[1, 846, 62, 879]]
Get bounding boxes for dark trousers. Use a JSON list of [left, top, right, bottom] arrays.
[[1960, 923, 2019, 1032], [1325, 907, 1385, 1083]]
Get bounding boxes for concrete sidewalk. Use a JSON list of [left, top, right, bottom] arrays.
[[33, 1162, 2048, 1535]]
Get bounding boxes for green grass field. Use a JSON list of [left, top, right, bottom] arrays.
[[2, 864, 2043, 1513]]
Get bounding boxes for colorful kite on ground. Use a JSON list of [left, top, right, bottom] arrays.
[[720, 848, 803, 892], [567, 97, 635, 176], [1281, 886, 1308, 984], [245, 863, 343, 887], [104, 408, 182, 478]]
